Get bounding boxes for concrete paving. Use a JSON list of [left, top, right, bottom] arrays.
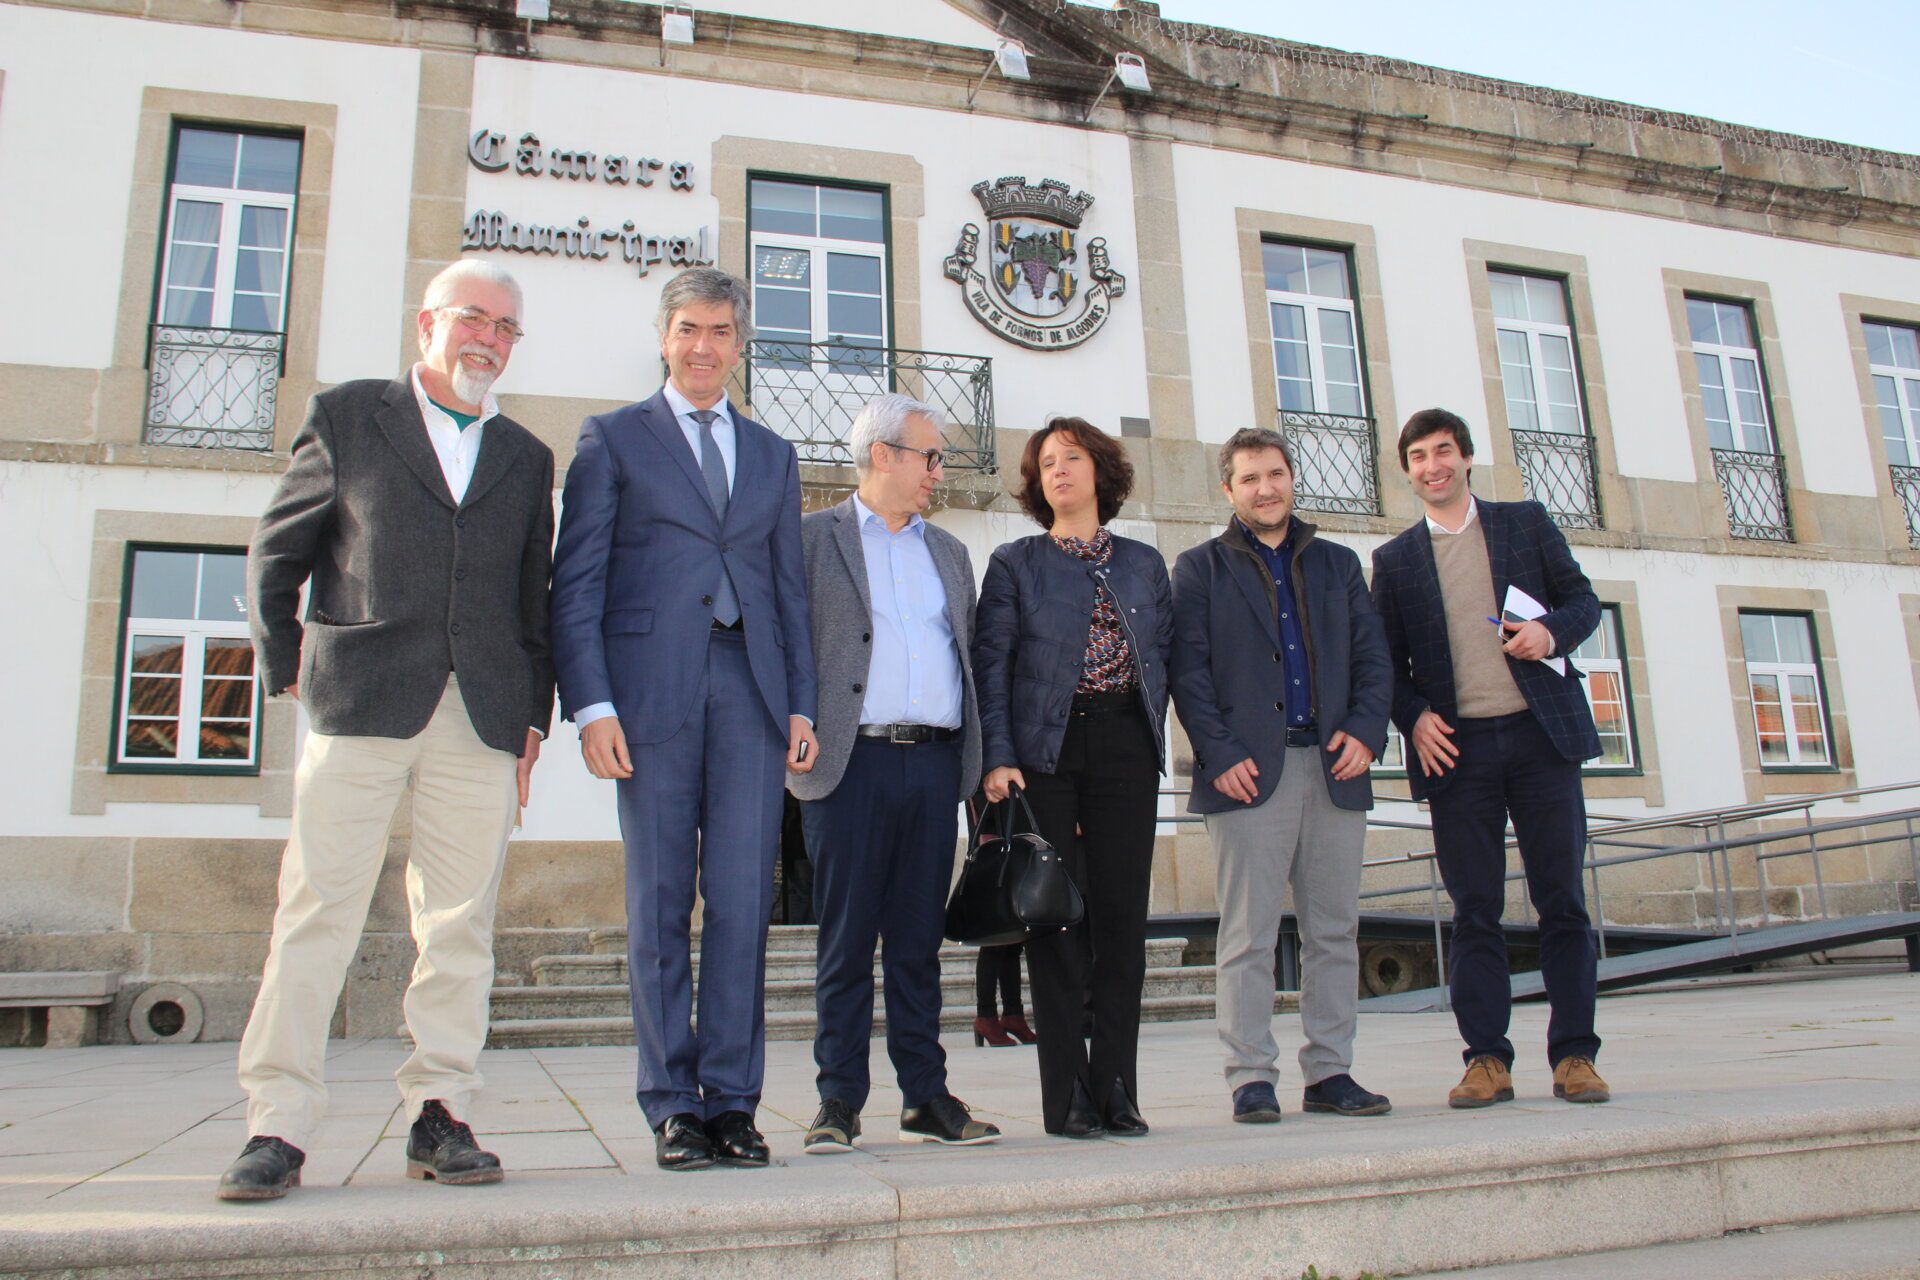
[[0, 968, 1916, 1278]]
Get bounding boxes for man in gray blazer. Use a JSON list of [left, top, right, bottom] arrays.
[[791, 394, 1000, 1153], [1169, 427, 1391, 1126], [220, 261, 554, 1200]]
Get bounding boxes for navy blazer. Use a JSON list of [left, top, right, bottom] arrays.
[[1369, 498, 1601, 801], [972, 531, 1172, 777], [549, 388, 818, 744], [1170, 519, 1390, 815]]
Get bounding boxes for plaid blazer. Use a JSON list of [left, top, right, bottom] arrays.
[[1369, 498, 1601, 800]]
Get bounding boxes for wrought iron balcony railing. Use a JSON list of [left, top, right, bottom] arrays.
[[1893, 463, 1920, 550], [1277, 410, 1380, 517], [145, 325, 285, 451], [1511, 429, 1602, 530], [1711, 447, 1793, 542], [737, 341, 995, 473]]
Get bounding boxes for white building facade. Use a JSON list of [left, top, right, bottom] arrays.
[[3, 0, 1917, 1042]]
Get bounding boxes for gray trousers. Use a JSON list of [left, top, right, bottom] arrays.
[[1205, 746, 1366, 1090]]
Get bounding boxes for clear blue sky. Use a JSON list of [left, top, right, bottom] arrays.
[[1150, 1, 1917, 156]]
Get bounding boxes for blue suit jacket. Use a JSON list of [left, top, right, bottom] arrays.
[[549, 388, 818, 744], [1369, 498, 1600, 801], [1170, 519, 1391, 815]]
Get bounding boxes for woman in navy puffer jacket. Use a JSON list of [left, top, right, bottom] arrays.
[[973, 416, 1172, 1139]]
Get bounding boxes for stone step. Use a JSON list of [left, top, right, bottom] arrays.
[[485, 989, 1290, 1049], [588, 924, 1193, 960], [494, 965, 1221, 1023], [532, 937, 1189, 987]]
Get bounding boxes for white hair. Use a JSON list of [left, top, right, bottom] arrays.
[[421, 259, 524, 317], [849, 393, 946, 475]]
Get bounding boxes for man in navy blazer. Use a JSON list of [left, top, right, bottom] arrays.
[[1369, 408, 1609, 1110], [1171, 427, 1393, 1124], [550, 268, 819, 1171]]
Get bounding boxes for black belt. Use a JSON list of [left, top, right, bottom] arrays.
[[711, 618, 743, 632], [1285, 723, 1320, 747], [857, 723, 958, 744]]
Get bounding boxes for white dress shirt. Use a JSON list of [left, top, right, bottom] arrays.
[[410, 365, 500, 504], [851, 493, 963, 729]]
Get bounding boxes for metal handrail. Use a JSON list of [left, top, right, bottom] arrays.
[[1153, 778, 1920, 1004]]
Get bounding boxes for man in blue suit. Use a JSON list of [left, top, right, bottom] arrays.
[[1369, 408, 1609, 1110], [550, 268, 819, 1171]]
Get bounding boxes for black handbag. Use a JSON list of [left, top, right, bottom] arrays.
[[944, 784, 1084, 946]]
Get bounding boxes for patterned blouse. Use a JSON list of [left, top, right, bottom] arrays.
[[1051, 528, 1138, 693]]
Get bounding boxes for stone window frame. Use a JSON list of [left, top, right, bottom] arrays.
[[1902, 595, 1920, 720], [74, 511, 295, 817], [1838, 294, 1920, 559], [1234, 208, 1411, 531], [1714, 584, 1855, 801], [1660, 269, 1806, 547], [107, 89, 337, 454], [1462, 241, 1625, 538]]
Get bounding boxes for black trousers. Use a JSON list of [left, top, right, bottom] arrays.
[[1020, 693, 1160, 1132], [801, 737, 960, 1111], [1428, 711, 1601, 1069], [975, 944, 1024, 1019]]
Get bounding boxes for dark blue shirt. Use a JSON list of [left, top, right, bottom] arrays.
[[1243, 520, 1313, 728]]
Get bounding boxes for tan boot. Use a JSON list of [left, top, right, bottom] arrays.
[[1447, 1055, 1514, 1109], [1552, 1056, 1610, 1103]]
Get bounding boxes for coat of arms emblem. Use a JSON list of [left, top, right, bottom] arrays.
[[944, 176, 1126, 351]]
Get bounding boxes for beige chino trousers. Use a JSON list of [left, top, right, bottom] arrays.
[[237, 676, 518, 1146]]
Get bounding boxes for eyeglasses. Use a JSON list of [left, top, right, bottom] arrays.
[[440, 305, 525, 345], [886, 442, 946, 472]]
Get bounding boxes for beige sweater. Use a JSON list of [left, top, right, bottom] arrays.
[[1430, 518, 1528, 718]]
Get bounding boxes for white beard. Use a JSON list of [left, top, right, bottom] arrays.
[[451, 362, 497, 407]]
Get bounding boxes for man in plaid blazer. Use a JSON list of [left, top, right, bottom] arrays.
[[1369, 408, 1610, 1110]]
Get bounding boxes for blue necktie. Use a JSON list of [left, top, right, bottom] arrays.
[[689, 409, 740, 627]]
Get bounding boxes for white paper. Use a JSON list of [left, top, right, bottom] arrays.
[[1502, 585, 1568, 676]]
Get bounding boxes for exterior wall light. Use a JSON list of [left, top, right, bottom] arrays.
[[1087, 52, 1151, 121], [968, 39, 1032, 107]]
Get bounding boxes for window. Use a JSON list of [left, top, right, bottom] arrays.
[[158, 127, 300, 333], [1865, 320, 1920, 468], [115, 548, 259, 770], [1570, 606, 1635, 770], [1491, 270, 1599, 527], [1262, 241, 1364, 418], [1690, 296, 1790, 541], [148, 125, 302, 450], [1688, 297, 1774, 455], [1262, 240, 1377, 515], [747, 178, 890, 460], [1737, 612, 1831, 769]]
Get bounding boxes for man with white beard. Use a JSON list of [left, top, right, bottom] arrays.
[[218, 260, 557, 1201]]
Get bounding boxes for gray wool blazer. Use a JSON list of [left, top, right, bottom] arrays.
[[787, 496, 982, 803], [247, 377, 556, 756]]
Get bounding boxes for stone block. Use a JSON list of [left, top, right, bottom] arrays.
[[0, 363, 98, 441], [0, 837, 131, 932], [0, 931, 145, 976], [146, 932, 270, 982], [129, 838, 287, 934], [44, 1006, 98, 1049], [496, 841, 626, 930]]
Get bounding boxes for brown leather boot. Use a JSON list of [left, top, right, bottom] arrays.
[[1553, 1056, 1611, 1103], [1448, 1055, 1515, 1109], [973, 1015, 1015, 1047]]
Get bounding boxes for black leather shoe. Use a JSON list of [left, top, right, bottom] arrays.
[[216, 1135, 305, 1201], [406, 1099, 504, 1184], [899, 1093, 1001, 1145], [1102, 1077, 1149, 1136], [1302, 1073, 1393, 1117], [1232, 1081, 1283, 1124], [804, 1098, 862, 1154], [706, 1110, 770, 1167], [654, 1112, 717, 1171], [1057, 1078, 1107, 1139]]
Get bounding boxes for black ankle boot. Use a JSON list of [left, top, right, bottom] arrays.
[[1059, 1078, 1107, 1139], [1103, 1076, 1149, 1136]]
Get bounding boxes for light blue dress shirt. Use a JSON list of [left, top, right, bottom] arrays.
[[853, 493, 963, 729], [575, 384, 738, 731]]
